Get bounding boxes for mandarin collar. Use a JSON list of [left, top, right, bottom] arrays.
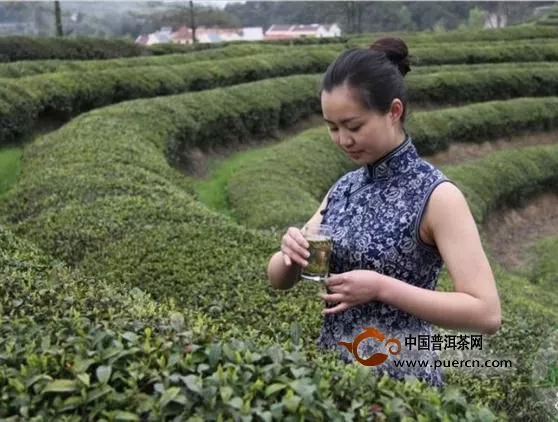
[[364, 135, 418, 182]]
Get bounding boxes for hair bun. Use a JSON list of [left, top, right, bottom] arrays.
[[370, 37, 411, 77]]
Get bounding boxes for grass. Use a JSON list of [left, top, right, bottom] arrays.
[[0, 146, 22, 196], [194, 145, 281, 219]]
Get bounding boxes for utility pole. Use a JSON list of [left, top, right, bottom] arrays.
[[54, 0, 63, 36], [189, 0, 197, 44]]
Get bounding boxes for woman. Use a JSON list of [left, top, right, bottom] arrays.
[[266, 37, 501, 388]]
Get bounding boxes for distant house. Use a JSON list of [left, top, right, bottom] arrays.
[[264, 23, 341, 40], [135, 27, 174, 46], [136, 25, 264, 45], [241, 27, 264, 41], [483, 13, 507, 28]]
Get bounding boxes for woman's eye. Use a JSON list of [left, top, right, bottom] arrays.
[[348, 126, 361, 132], [328, 126, 338, 132]]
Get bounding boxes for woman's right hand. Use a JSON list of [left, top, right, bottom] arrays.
[[281, 227, 310, 267]]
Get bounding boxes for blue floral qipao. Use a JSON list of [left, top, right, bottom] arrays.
[[318, 135, 452, 388]]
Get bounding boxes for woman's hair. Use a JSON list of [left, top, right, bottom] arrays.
[[321, 37, 411, 123]]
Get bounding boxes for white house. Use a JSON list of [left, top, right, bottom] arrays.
[[483, 13, 507, 28], [264, 23, 341, 40], [242, 27, 264, 41]]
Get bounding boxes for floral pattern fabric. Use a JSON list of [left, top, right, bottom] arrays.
[[318, 135, 452, 388]]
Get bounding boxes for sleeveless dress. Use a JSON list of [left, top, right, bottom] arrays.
[[317, 134, 452, 388]]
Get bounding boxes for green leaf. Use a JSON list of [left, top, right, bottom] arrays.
[[77, 373, 90, 387], [256, 410, 273, 422], [220, 386, 233, 402], [114, 411, 140, 421], [229, 397, 243, 409], [290, 367, 310, 379], [289, 379, 316, 399], [160, 387, 181, 407], [73, 358, 95, 373], [86, 385, 113, 403], [208, 343, 221, 366], [265, 383, 287, 397], [122, 332, 138, 343], [60, 396, 82, 412], [96, 365, 112, 384], [42, 379, 78, 393], [182, 375, 203, 394], [282, 393, 302, 412]]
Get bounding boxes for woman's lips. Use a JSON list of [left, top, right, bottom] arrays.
[[347, 150, 363, 158]]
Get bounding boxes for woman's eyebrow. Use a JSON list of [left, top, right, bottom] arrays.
[[324, 116, 360, 124]]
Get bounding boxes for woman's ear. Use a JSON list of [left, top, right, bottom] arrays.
[[389, 99, 404, 125]]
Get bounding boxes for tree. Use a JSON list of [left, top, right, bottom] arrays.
[[189, 0, 196, 44], [54, 0, 63, 36], [468, 7, 488, 29]]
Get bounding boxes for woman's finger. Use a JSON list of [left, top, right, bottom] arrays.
[[281, 245, 308, 267], [290, 227, 309, 249], [284, 236, 309, 261]]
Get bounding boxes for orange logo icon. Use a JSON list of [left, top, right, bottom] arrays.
[[337, 327, 401, 366]]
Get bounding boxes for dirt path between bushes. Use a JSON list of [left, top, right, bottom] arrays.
[[481, 192, 558, 271], [424, 130, 558, 272]]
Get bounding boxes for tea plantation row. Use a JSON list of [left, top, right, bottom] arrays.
[[225, 97, 558, 230], [2, 57, 558, 146], [3, 38, 558, 79], [3, 24, 556, 63]]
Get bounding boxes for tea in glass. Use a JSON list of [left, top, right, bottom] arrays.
[[301, 224, 333, 282]]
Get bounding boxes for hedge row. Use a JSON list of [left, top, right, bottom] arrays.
[[0, 35, 234, 62], [223, 130, 558, 419], [0, 85, 502, 419], [2, 226, 492, 421], [4, 24, 557, 63], [0, 43, 300, 78], [0, 106, 553, 419], [3, 51, 558, 147], [537, 18, 558, 26], [225, 97, 558, 231], [350, 24, 558, 44], [413, 60, 558, 75], [525, 236, 558, 286], [4, 39, 558, 80]]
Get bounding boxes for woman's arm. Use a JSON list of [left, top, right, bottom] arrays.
[[267, 187, 332, 290], [377, 181, 501, 334]]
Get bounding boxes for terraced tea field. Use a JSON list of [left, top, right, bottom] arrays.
[[1, 24, 557, 421]]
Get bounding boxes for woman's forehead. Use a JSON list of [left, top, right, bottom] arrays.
[[321, 86, 366, 120]]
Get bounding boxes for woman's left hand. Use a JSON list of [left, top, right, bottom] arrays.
[[319, 270, 384, 315]]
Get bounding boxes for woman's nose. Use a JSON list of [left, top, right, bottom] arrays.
[[339, 131, 354, 147]]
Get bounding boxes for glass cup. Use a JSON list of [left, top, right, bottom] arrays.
[[300, 223, 333, 283]]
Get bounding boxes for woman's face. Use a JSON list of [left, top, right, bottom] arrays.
[[321, 83, 403, 164]]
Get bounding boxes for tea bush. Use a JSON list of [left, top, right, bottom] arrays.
[[0, 43, 302, 78], [3, 225, 498, 421], [0, 36, 146, 62], [3, 24, 556, 63], [0, 35, 243, 63], [226, 97, 558, 230], [523, 236, 558, 286], [224, 134, 558, 419], [350, 24, 558, 45], [4, 39, 558, 79], [0, 109, 501, 421], [4, 62, 558, 146], [412, 60, 558, 75]]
